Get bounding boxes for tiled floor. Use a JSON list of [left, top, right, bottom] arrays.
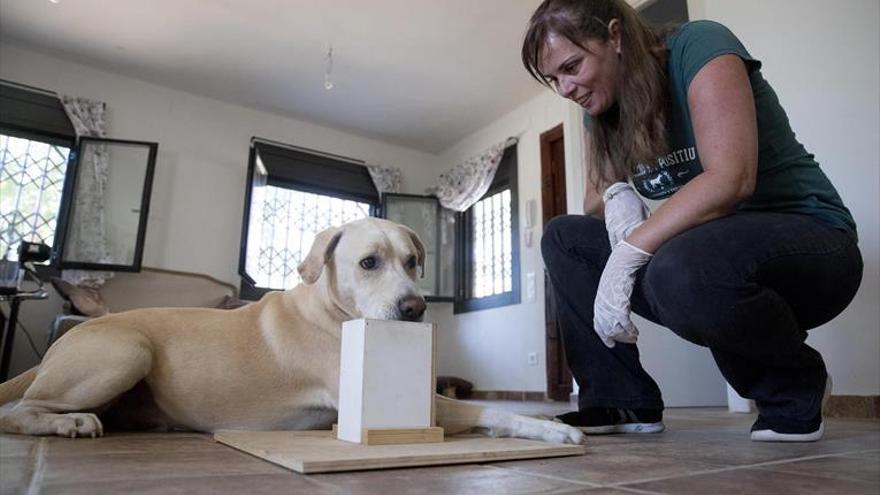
[[1, 402, 878, 494]]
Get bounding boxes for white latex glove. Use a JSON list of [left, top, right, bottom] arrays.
[[593, 240, 653, 348], [603, 182, 651, 249]]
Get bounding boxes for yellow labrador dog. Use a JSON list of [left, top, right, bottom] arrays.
[[0, 218, 582, 444]]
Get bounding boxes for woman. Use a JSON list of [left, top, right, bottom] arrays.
[[522, 0, 861, 442]]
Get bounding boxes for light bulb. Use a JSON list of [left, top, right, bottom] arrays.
[[324, 74, 334, 91]]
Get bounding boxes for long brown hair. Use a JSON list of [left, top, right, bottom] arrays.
[[522, 0, 669, 186]]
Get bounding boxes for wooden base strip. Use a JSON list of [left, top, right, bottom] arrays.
[[362, 427, 444, 445]]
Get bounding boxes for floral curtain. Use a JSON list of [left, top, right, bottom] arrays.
[[366, 163, 401, 197], [59, 95, 113, 288], [426, 137, 517, 212]]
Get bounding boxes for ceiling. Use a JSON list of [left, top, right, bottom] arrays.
[[0, 0, 567, 153]]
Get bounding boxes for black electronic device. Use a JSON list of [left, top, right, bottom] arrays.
[[18, 241, 51, 264]]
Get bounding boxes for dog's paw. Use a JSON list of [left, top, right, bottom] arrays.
[[537, 420, 585, 445], [51, 413, 104, 438], [546, 416, 587, 444], [509, 416, 585, 445]]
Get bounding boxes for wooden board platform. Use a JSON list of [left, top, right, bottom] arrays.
[[214, 430, 586, 474]]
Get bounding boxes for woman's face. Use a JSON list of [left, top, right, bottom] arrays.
[[538, 21, 622, 116]]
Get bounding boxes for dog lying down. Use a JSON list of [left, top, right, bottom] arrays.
[[0, 218, 583, 444]]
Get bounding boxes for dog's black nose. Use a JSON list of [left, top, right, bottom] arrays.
[[398, 295, 427, 322]]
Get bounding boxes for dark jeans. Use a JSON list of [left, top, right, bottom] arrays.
[[541, 212, 862, 429]]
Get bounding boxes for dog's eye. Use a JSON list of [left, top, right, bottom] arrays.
[[405, 256, 417, 270], [359, 256, 378, 270]]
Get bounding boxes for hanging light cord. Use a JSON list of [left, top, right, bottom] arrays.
[[324, 47, 335, 90]]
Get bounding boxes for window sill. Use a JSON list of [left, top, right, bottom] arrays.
[[454, 291, 521, 314]]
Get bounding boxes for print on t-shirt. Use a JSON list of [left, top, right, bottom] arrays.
[[632, 146, 699, 200]]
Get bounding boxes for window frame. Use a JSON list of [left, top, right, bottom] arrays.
[[238, 139, 379, 300], [454, 145, 521, 314], [53, 136, 158, 272], [380, 192, 455, 302]]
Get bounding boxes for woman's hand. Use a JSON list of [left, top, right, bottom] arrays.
[[593, 241, 652, 347]]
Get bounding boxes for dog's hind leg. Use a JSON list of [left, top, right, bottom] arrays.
[[0, 326, 152, 438]]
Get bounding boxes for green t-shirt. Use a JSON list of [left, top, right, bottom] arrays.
[[628, 20, 857, 239]]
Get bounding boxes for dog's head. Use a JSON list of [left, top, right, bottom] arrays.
[[297, 218, 427, 322]]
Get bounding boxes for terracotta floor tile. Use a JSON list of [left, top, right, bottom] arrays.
[[0, 456, 29, 494], [39, 449, 286, 485], [755, 454, 880, 484], [626, 466, 879, 495], [43, 432, 218, 456], [0, 435, 39, 458], [307, 463, 591, 495], [488, 450, 724, 486], [38, 473, 333, 495], [587, 429, 880, 467], [0, 485, 25, 495], [847, 450, 880, 460], [555, 489, 652, 495]]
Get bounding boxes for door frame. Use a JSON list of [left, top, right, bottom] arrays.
[[539, 123, 572, 401]]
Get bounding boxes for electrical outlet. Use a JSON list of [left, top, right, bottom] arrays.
[[527, 352, 538, 366]]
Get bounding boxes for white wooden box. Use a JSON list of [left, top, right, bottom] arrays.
[[337, 319, 436, 444]]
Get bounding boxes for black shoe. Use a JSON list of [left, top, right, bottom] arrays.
[[750, 375, 831, 443], [750, 413, 823, 442], [556, 407, 664, 434]]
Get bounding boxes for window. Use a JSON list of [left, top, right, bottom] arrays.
[[0, 134, 71, 261], [245, 186, 371, 289], [1, 81, 158, 272], [0, 81, 76, 262], [382, 193, 455, 301], [455, 145, 520, 313], [238, 139, 379, 299]]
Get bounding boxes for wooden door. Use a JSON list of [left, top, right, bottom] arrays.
[[540, 124, 572, 401]]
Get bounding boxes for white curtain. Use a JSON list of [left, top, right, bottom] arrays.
[[426, 137, 517, 212], [366, 164, 401, 197], [59, 95, 113, 288]]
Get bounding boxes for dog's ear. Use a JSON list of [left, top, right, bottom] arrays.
[[297, 226, 343, 284], [402, 226, 426, 278]]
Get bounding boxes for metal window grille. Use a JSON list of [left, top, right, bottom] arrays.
[[471, 188, 512, 298], [246, 185, 370, 289], [0, 134, 70, 261]]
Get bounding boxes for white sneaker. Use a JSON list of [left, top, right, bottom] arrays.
[[750, 375, 832, 442]]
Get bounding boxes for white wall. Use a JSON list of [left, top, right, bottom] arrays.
[[1, 42, 442, 376], [688, 0, 880, 396]]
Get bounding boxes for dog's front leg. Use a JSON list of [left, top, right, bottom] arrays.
[[434, 394, 584, 444]]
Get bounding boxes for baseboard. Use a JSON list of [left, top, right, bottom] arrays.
[[469, 390, 548, 401], [825, 395, 880, 419]]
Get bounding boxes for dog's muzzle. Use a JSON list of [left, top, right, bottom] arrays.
[[397, 295, 427, 322]]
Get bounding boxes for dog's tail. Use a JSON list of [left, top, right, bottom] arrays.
[[0, 366, 38, 405]]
